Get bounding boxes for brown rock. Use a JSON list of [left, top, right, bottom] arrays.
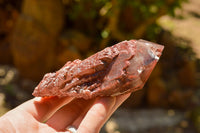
[[22, 0, 64, 36], [11, 0, 64, 81], [11, 16, 56, 80]]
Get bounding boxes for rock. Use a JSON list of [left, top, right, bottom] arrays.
[[32, 40, 164, 99], [11, 15, 56, 81], [22, 0, 64, 36], [11, 0, 64, 81]]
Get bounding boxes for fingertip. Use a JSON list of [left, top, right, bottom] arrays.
[[77, 96, 117, 133]]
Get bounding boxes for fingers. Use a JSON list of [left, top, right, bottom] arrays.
[[46, 98, 95, 131], [1, 107, 57, 133], [46, 93, 131, 132], [38, 123, 62, 133], [18, 96, 74, 122], [76, 96, 116, 133], [77, 93, 131, 133], [15, 92, 130, 133]]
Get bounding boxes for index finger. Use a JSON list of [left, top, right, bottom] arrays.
[[77, 93, 131, 133]]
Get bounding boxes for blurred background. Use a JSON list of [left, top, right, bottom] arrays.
[[0, 0, 200, 132]]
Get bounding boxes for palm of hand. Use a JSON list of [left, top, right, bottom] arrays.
[[0, 93, 130, 133]]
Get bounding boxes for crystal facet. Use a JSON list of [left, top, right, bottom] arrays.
[[32, 39, 164, 99]]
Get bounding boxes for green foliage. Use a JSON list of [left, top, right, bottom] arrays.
[[64, 0, 187, 43], [145, 23, 162, 41]]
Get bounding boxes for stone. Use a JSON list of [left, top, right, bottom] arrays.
[[11, 15, 56, 80], [32, 39, 164, 99], [11, 0, 64, 81], [22, 0, 64, 36]]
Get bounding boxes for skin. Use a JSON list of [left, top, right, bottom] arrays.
[[0, 93, 131, 133]]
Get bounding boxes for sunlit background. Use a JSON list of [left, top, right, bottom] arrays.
[[0, 0, 200, 132]]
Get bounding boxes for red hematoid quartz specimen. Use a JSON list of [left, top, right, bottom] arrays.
[[32, 39, 164, 99]]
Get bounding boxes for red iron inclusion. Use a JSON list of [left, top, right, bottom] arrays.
[[33, 39, 164, 99]]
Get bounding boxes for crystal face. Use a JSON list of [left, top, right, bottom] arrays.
[[32, 39, 164, 99]]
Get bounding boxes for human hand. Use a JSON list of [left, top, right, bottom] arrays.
[[0, 93, 130, 133]]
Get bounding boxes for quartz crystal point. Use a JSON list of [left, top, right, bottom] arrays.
[[32, 39, 164, 99]]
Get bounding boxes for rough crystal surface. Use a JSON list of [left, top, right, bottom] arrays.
[[32, 39, 164, 99]]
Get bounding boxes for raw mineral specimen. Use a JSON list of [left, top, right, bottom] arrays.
[[32, 39, 164, 99]]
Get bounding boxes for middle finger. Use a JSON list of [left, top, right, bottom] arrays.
[[46, 98, 95, 131]]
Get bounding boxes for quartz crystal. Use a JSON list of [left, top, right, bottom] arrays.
[[32, 39, 164, 99]]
